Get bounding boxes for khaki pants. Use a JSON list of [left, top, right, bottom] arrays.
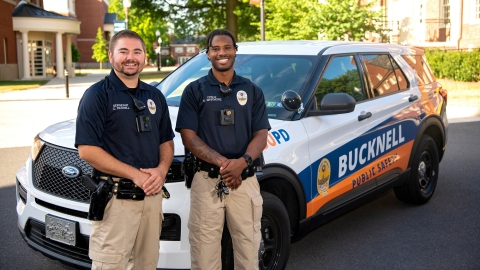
[[188, 171, 263, 270], [89, 193, 163, 270]]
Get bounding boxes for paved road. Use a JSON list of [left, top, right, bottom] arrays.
[[1, 122, 479, 269], [1, 71, 479, 269], [288, 120, 480, 269]]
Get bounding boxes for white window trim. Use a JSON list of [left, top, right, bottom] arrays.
[[442, 0, 450, 21], [476, 0, 480, 20]]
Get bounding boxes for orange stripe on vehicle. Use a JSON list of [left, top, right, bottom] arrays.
[[306, 140, 414, 217]]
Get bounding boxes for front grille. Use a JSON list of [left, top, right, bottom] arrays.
[[33, 143, 184, 203], [36, 198, 89, 219], [26, 218, 91, 265], [33, 144, 92, 203]]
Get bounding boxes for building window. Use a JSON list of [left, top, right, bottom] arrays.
[[443, 0, 450, 20], [175, 47, 184, 53], [477, 0, 480, 19], [187, 46, 196, 53], [178, 56, 191, 65]]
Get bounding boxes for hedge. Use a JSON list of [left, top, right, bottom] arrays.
[[425, 48, 480, 82]]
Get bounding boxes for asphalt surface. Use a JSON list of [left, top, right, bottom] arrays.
[[1, 122, 479, 269], [1, 68, 479, 269]]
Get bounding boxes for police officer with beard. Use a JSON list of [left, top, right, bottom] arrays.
[[175, 29, 271, 269], [76, 30, 174, 269]]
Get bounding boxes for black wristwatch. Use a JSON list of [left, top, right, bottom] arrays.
[[242, 154, 253, 166]]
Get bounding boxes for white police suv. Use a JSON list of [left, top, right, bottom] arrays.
[[16, 41, 448, 269]]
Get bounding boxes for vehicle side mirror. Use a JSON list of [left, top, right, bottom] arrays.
[[281, 90, 302, 111], [307, 93, 356, 116]]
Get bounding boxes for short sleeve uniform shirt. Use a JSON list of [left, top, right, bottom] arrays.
[[75, 70, 174, 169], [175, 69, 271, 159]]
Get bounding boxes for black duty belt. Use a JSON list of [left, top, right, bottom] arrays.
[[112, 178, 146, 200], [195, 159, 255, 180], [99, 176, 145, 201]]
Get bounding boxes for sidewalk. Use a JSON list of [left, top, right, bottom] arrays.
[[0, 67, 479, 122], [0, 66, 174, 101]]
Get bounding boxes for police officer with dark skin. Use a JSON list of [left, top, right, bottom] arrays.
[[75, 30, 174, 269], [176, 29, 270, 269]]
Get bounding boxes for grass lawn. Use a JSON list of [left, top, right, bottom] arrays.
[[0, 69, 171, 94], [437, 79, 480, 107], [139, 70, 172, 81], [0, 80, 49, 93]]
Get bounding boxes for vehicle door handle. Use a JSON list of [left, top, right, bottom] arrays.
[[358, 111, 372, 121], [409, 95, 418, 102]]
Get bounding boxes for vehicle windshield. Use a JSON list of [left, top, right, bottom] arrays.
[[158, 53, 318, 120]]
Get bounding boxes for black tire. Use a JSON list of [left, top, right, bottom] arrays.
[[221, 191, 291, 270], [394, 135, 439, 204]]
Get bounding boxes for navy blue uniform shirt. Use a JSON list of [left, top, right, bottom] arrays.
[[175, 69, 271, 159], [75, 70, 174, 169]]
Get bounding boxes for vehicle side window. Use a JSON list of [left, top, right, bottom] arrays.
[[362, 54, 408, 96], [391, 58, 409, 90], [401, 54, 435, 85], [315, 55, 364, 108]]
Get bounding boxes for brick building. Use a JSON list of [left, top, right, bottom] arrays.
[[72, 0, 111, 68], [363, 0, 480, 50], [0, 0, 80, 80], [0, 0, 21, 80], [44, 0, 114, 69], [0, 0, 200, 80], [168, 34, 201, 66]]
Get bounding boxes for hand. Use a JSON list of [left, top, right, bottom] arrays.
[[219, 158, 246, 191], [139, 167, 166, 196]]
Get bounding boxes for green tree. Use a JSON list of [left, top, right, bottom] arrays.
[[92, 27, 109, 69], [109, 0, 170, 64], [71, 43, 81, 63], [316, 0, 386, 41], [265, 0, 386, 41], [108, 0, 125, 20], [265, 0, 322, 40], [135, 0, 260, 42]]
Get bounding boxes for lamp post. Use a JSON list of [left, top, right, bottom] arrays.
[[156, 30, 162, 71], [260, 0, 265, 41], [123, 0, 131, 30]]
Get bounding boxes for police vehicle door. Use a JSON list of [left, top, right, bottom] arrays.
[[301, 53, 418, 218]]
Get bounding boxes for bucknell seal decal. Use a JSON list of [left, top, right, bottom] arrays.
[[317, 158, 331, 196], [237, 90, 247, 106], [147, 99, 156, 114]]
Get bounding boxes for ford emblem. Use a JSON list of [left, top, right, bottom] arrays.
[[62, 166, 81, 178]]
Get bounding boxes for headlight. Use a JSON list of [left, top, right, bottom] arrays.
[[31, 134, 44, 161]]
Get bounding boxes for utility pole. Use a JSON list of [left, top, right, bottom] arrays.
[[261, 0, 265, 41]]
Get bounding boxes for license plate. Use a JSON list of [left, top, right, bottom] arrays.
[[45, 214, 77, 246]]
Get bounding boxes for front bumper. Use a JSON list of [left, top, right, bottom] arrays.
[[16, 159, 192, 269]]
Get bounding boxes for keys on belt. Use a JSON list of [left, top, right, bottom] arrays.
[[211, 179, 229, 202]]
